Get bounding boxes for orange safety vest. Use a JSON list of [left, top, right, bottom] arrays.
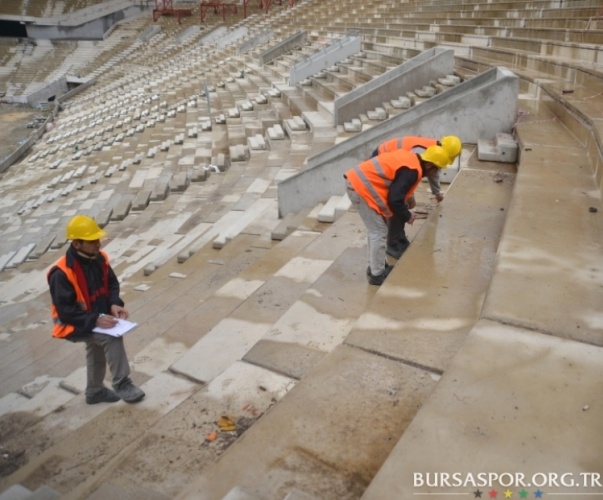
[[345, 149, 423, 218], [48, 251, 110, 338], [377, 136, 437, 155]]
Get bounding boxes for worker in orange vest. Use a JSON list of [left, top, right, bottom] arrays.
[[345, 145, 450, 285], [371, 135, 462, 258], [48, 215, 145, 405]]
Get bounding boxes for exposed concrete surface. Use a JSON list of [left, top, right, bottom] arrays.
[[363, 319, 603, 498]]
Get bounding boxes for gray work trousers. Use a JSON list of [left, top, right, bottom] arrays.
[[347, 183, 388, 276], [82, 333, 131, 397]]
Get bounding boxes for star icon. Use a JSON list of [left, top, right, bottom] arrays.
[[504, 490, 513, 498], [474, 490, 483, 498], [519, 490, 528, 498], [489, 490, 498, 498], [535, 491, 543, 498]]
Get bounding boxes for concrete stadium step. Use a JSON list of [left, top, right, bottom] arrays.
[[174, 162, 517, 498], [1, 0, 602, 498], [362, 320, 603, 498], [169, 211, 365, 385], [354, 82, 603, 496], [0, 233, 274, 468], [0, 372, 199, 496], [0, 211, 354, 497]]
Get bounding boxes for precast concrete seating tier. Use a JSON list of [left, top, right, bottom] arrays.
[[0, 207, 372, 498], [0, 0, 602, 497], [363, 64, 603, 500], [175, 154, 520, 498]]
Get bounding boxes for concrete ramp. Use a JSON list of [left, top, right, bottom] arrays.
[[277, 65, 519, 217]]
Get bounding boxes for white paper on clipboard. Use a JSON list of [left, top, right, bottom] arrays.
[[93, 318, 138, 337]]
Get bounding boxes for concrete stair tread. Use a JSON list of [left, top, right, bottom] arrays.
[[0, 372, 199, 496], [363, 319, 603, 497], [169, 211, 366, 384], [173, 165, 517, 498], [0, 1, 602, 498]]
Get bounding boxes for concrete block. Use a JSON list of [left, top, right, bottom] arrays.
[[229, 144, 248, 162], [170, 172, 190, 192], [478, 133, 518, 163], [267, 124, 285, 140], [240, 100, 254, 112], [150, 177, 171, 201], [271, 212, 296, 241], [414, 85, 437, 97], [50, 233, 67, 249], [29, 235, 56, 259], [132, 189, 152, 211], [110, 197, 133, 221], [212, 153, 231, 172], [367, 107, 387, 121], [334, 192, 352, 218], [248, 134, 266, 150], [289, 116, 307, 131], [73, 165, 88, 178], [343, 118, 362, 132], [96, 208, 113, 228], [391, 96, 412, 109], [191, 165, 210, 182], [0, 251, 17, 272], [317, 195, 342, 223]]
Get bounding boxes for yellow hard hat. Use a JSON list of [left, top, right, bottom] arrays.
[[66, 215, 106, 240], [420, 145, 450, 169], [440, 135, 462, 162]]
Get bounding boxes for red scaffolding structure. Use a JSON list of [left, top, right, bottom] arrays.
[[153, 0, 193, 24], [200, 0, 295, 23], [199, 1, 238, 22]]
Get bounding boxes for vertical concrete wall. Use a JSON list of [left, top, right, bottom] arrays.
[[334, 47, 455, 126], [277, 67, 519, 217], [259, 32, 307, 65], [289, 36, 361, 86]]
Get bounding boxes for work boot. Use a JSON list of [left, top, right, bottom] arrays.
[[386, 241, 410, 259], [114, 379, 145, 403], [86, 387, 120, 405], [366, 262, 393, 276], [368, 263, 392, 286]]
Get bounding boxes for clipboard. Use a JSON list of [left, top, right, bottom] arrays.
[[93, 318, 138, 337]]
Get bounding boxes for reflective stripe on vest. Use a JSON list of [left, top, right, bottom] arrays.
[[345, 150, 422, 218], [48, 251, 109, 338]]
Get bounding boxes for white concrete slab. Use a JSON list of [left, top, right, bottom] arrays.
[[170, 318, 272, 383]]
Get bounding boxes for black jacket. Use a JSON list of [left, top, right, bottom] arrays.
[[48, 245, 123, 339]]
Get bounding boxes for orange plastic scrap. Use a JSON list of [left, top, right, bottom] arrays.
[[217, 415, 237, 432], [205, 430, 218, 442]]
